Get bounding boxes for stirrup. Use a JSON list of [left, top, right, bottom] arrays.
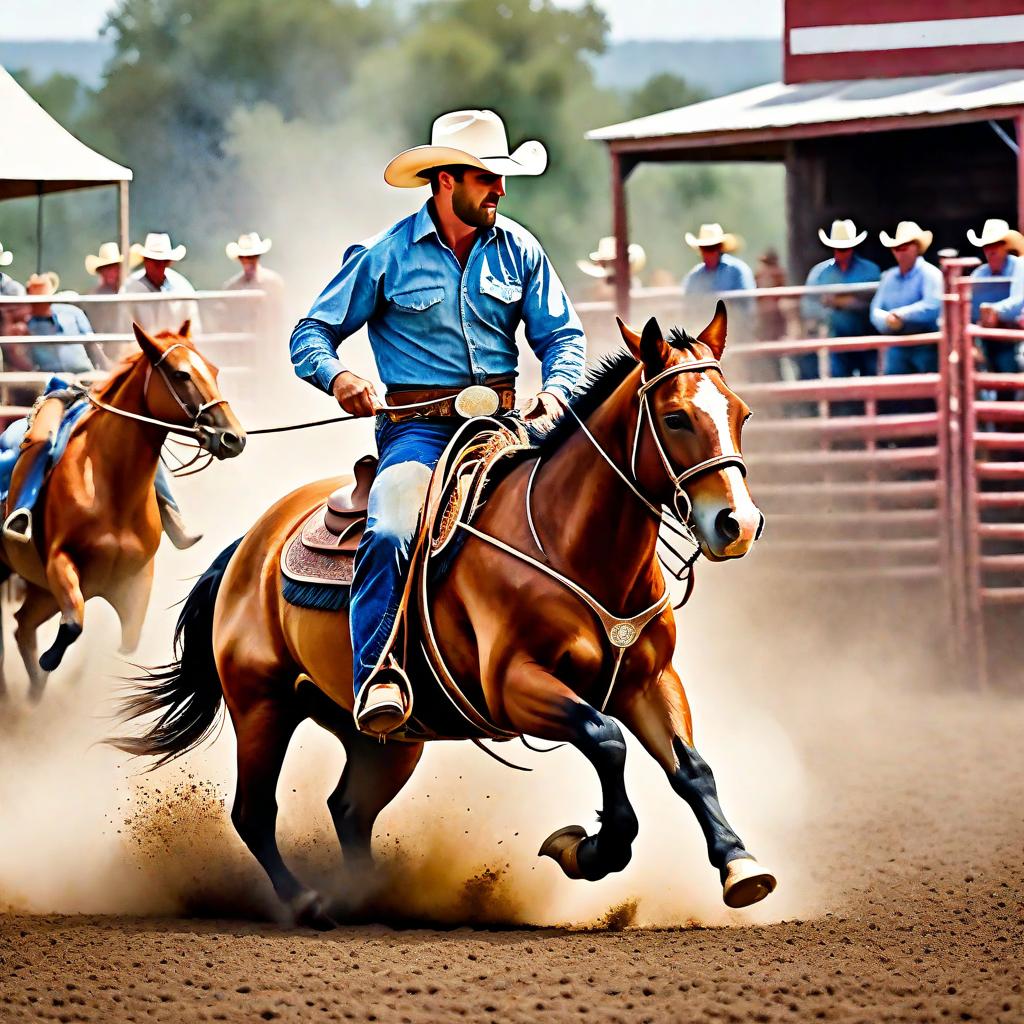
[[354, 663, 413, 737], [2, 507, 33, 543]]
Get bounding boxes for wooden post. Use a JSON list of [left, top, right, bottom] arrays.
[[1017, 113, 1024, 232], [118, 180, 130, 282], [611, 148, 630, 321], [35, 182, 44, 274]]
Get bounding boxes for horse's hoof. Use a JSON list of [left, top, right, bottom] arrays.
[[38, 649, 62, 673], [291, 890, 337, 931], [538, 825, 588, 880], [722, 857, 777, 909]]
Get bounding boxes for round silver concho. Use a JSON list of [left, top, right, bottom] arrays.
[[608, 622, 638, 648], [454, 385, 500, 418]]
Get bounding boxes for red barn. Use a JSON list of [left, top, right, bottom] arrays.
[[590, 0, 1024, 314]]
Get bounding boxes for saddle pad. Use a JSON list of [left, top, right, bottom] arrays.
[[282, 507, 357, 588]]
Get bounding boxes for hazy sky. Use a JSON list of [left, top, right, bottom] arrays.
[[3, 0, 783, 42]]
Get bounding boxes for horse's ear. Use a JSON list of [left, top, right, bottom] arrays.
[[697, 300, 728, 359], [616, 317, 643, 361], [177, 319, 192, 341], [639, 316, 670, 369], [132, 322, 162, 363]]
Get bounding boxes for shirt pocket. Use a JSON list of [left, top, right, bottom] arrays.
[[388, 285, 445, 312], [479, 273, 523, 305]]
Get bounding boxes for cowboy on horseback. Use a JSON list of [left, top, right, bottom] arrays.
[[290, 109, 586, 735]]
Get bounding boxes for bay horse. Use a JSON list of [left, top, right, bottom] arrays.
[[0, 321, 245, 701], [113, 305, 775, 928]]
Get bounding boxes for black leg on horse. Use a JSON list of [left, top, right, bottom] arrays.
[[533, 698, 639, 882], [229, 696, 335, 929], [618, 667, 777, 908]]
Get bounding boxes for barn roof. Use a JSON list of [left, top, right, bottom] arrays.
[[588, 68, 1024, 157], [0, 64, 132, 200]]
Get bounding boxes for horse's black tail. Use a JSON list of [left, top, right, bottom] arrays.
[[108, 538, 242, 769]]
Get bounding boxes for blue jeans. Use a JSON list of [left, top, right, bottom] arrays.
[[884, 343, 938, 375], [349, 418, 459, 694], [980, 338, 1020, 374]]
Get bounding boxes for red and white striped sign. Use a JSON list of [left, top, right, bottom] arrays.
[[785, 0, 1024, 84]]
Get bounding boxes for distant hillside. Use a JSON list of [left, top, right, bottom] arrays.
[[0, 37, 781, 98], [592, 38, 781, 96]]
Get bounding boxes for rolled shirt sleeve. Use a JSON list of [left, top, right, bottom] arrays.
[[869, 280, 891, 333], [993, 258, 1024, 324], [891, 262, 942, 329]]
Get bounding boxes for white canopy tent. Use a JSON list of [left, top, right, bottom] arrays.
[[0, 64, 132, 271]]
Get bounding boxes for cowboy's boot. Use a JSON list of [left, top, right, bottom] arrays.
[[156, 492, 203, 550], [354, 660, 412, 737], [3, 437, 53, 543]]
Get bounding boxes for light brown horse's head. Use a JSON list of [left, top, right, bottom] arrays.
[[619, 302, 762, 561], [132, 321, 246, 459]]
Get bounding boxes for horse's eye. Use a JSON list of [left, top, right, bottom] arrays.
[[173, 370, 191, 382], [664, 411, 693, 432]]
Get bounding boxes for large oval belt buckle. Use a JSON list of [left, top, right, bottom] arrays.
[[454, 385, 500, 418]]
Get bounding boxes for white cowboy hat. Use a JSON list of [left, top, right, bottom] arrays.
[[576, 236, 647, 278], [226, 231, 272, 259], [130, 232, 186, 262], [879, 221, 933, 253], [818, 219, 867, 249], [26, 271, 60, 294], [684, 223, 738, 252], [384, 109, 548, 189], [967, 218, 1024, 254], [85, 241, 124, 275], [0, 241, 12, 268]]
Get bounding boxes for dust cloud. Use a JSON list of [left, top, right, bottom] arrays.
[[0, 109, 1005, 933]]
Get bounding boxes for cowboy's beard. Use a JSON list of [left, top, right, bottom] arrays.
[[452, 186, 499, 229]]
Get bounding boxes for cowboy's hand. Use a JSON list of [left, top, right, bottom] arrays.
[[331, 371, 381, 417], [980, 305, 1000, 328], [886, 312, 903, 331], [520, 391, 565, 432]]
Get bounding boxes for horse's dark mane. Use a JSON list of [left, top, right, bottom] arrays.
[[533, 325, 702, 454]]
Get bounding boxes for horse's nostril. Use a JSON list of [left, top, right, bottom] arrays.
[[222, 432, 243, 451], [715, 508, 741, 544]]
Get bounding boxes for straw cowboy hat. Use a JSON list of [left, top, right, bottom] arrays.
[[84, 241, 125, 275], [130, 232, 186, 262], [0, 241, 12, 268], [226, 231, 272, 259], [685, 223, 739, 252], [26, 272, 60, 294], [879, 221, 933, 252], [967, 218, 1024, 254], [818, 219, 867, 249], [577, 236, 647, 278], [384, 109, 548, 189]]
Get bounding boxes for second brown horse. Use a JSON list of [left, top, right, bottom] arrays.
[[114, 305, 775, 928]]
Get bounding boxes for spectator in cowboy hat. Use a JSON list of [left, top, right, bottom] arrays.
[[801, 219, 881, 382], [84, 241, 132, 354], [223, 231, 285, 339], [871, 221, 943, 375], [576, 235, 645, 302], [971, 219, 1024, 374], [120, 232, 202, 335], [681, 223, 755, 327], [0, 239, 25, 297]]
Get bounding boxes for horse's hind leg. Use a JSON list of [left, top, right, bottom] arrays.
[[14, 583, 57, 702], [617, 666, 776, 909], [39, 550, 85, 672], [506, 666, 638, 882], [228, 692, 335, 929], [108, 563, 154, 654]]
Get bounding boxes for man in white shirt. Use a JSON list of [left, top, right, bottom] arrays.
[[120, 233, 202, 335]]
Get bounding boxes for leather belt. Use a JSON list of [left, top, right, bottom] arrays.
[[383, 381, 516, 422]]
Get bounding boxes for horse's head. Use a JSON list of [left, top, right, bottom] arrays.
[[132, 320, 247, 459], [619, 302, 763, 561]]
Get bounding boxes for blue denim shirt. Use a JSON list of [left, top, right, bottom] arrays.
[[290, 202, 586, 404], [869, 257, 943, 334], [801, 253, 881, 337], [27, 303, 94, 373], [968, 253, 1018, 323], [680, 253, 756, 318]]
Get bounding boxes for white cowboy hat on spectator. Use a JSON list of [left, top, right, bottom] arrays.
[[879, 221, 933, 253], [384, 109, 548, 189], [130, 232, 186, 262], [0, 241, 12, 268], [26, 272, 60, 293], [818, 219, 867, 249], [85, 241, 125, 275], [967, 218, 1024, 254], [685, 223, 739, 252], [226, 231, 273, 259], [577, 236, 647, 278]]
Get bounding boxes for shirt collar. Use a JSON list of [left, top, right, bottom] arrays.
[[412, 199, 498, 247]]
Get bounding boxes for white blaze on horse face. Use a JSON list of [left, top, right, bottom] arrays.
[[689, 376, 760, 553]]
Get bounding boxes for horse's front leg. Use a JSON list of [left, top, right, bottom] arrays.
[[504, 662, 639, 881], [616, 665, 777, 909], [39, 549, 85, 672], [109, 562, 154, 654]]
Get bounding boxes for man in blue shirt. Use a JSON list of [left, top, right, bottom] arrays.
[[870, 222, 943, 376], [681, 224, 755, 329], [800, 220, 880, 382], [969, 219, 1023, 374], [22, 272, 109, 374], [290, 109, 586, 734]]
